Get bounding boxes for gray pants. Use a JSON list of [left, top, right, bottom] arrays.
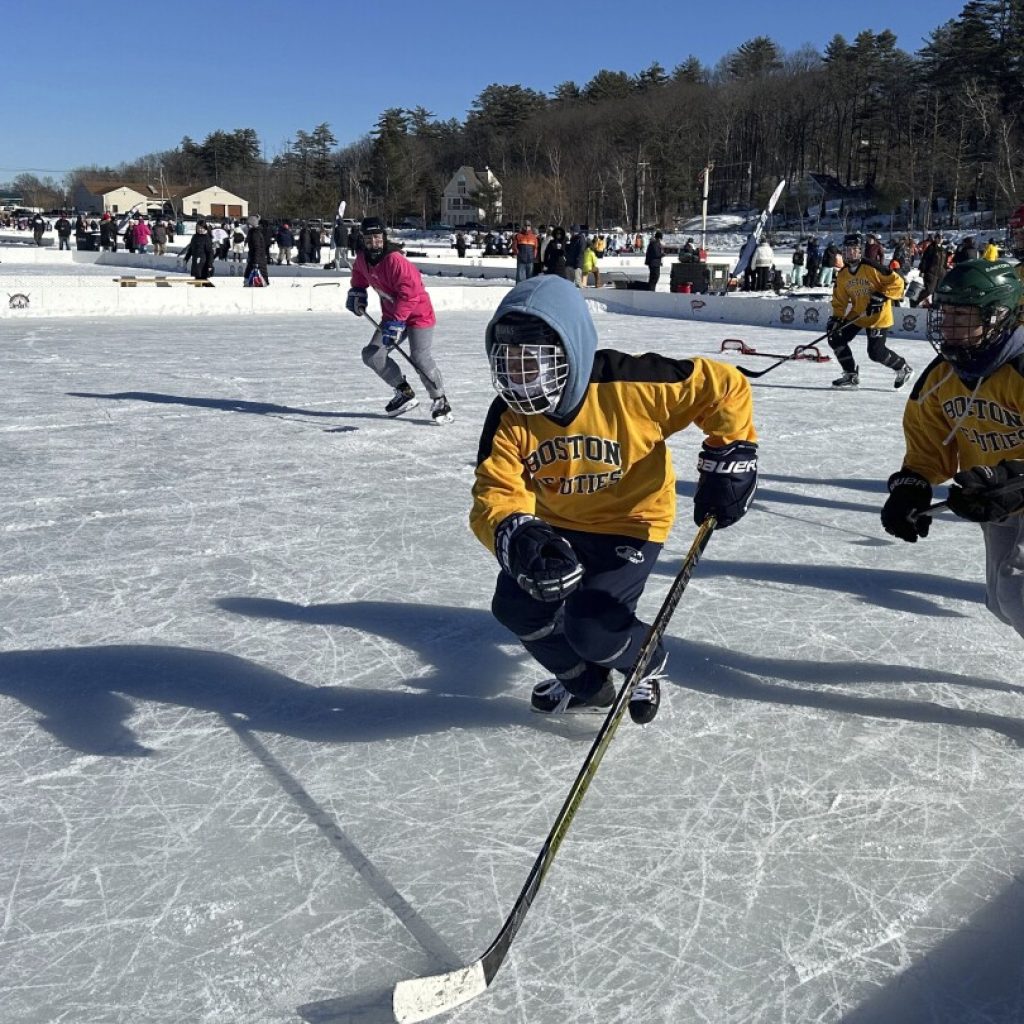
[[362, 324, 444, 399], [982, 517, 1024, 637]]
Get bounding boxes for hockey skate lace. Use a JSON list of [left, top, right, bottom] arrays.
[[631, 676, 661, 704], [537, 679, 574, 713]]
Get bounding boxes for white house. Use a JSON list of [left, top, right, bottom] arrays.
[[180, 185, 248, 220], [440, 166, 501, 226], [72, 178, 183, 217]]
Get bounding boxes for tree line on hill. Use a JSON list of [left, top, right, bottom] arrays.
[[6, 0, 1022, 233]]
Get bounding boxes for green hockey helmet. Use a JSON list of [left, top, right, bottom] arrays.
[[928, 258, 1023, 377]]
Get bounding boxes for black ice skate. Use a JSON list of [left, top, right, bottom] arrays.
[[831, 370, 859, 389], [629, 652, 667, 725], [385, 380, 418, 417], [531, 674, 615, 714], [893, 364, 913, 389], [431, 395, 453, 424]]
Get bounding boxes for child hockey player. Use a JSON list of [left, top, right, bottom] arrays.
[[881, 259, 1024, 636], [470, 275, 758, 724], [345, 217, 452, 422]]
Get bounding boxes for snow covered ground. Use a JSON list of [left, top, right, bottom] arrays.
[[4, 287, 1024, 1023]]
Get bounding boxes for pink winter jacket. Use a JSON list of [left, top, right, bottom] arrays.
[[350, 248, 436, 327]]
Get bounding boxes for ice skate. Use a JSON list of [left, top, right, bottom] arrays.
[[629, 652, 667, 725], [531, 673, 615, 714], [385, 381, 418, 417], [430, 395, 454, 424], [831, 370, 859, 389], [893, 363, 913, 389]]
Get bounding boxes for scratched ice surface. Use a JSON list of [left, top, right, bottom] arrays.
[[2, 302, 1024, 1024]]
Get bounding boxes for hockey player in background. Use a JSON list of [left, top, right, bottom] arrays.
[[471, 275, 758, 725], [345, 216, 452, 422], [881, 259, 1024, 637], [827, 232, 912, 389]]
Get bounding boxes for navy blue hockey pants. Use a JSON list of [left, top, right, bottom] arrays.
[[828, 322, 907, 373], [491, 528, 664, 700]]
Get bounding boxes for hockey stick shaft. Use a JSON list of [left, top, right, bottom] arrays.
[[336, 199, 424, 376], [392, 517, 718, 1023]]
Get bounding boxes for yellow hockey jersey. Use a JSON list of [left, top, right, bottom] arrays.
[[831, 259, 906, 330], [471, 351, 757, 550], [901, 352, 1024, 483]]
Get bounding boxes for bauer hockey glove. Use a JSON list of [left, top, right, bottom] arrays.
[[947, 460, 1024, 522], [495, 513, 584, 603], [380, 320, 406, 348], [693, 440, 758, 528], [866, 293, 886, 316], [345, 288, 367, 316], [881, 470, 932, 542]]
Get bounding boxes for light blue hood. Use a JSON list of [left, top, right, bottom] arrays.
[[485, 275, 597, 419]]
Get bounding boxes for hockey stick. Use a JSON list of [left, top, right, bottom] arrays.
[[392, 516, 718, 1023], [737, 311, 860, 379]]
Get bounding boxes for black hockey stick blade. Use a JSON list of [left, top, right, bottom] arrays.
[[392, 517, 717, 1023], [737, 332, 828, 378]]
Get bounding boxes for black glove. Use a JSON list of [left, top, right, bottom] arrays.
[[866, 293, 886, 316], [345, 288, 367, 316], [881, 470, 932, 542], [694, 440, 758, 528], [494, 514, 583, 602], [947, 460, 1024, 522], [826, 315, 842, 342]]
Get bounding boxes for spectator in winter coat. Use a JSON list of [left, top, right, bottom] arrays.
[[151, 219, 168, 255], [804, 237, 821, 287], [179, 221, 214, 282], [542, 226, 569, 278], [98, 213, 115, 252], [512, 222, 539, 282], [579, 239, 600, 288], [230, 222, 246, 262], [566, 228, 587, 283], [276, 223, 294, 265], [332, 219, 349, 268], [75, 214, 91, 251], [819, 241, 840, 288], [752, 239, 774, 290], [455, 231, 467, 258], [134, 218, 152, 254], [953, 236, 979, 264], [297, 223, 311, 264], [244, 215, 269, 285], [917, 235, 946, 306], [54, 214, 72, 250], [31, 213, 45, 245], [790, 244, 805, 287], [645, 231, 664, 291], [982, 239, 1000, 261], [864, 233, 884, 264]]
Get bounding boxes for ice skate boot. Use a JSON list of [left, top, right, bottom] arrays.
[[385, 380, 418, 417], [629, 651, 667, 725], [531, 672, 615, 714], [431, 395, 453, 424], [893, 363, 913, 389], [831, 370, 859, 389]]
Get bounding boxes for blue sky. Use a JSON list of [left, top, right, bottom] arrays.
[[2, 0, 967, 181]]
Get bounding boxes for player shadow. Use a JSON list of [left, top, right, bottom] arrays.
[[665, 635, 1024, 746], [0, 601, 539, 757], [67, 390, 439, 428], [683, 556, 984, 617], [759, 472, 889, 497], [296, 987, 395, 1024], [838, 875, 1024, 1023], [676, 477, 883, 517]]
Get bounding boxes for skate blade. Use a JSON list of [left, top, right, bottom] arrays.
[[432, 413, 454, 425]]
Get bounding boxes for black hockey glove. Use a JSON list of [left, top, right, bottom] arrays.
[[825, 315, 843, 342], [495, 514, 583, 602], [866, 293, 886, 316], [947, 460, 1024, 522], [881, 470, 932, 542], [693, 440, 758, 528], [345, 287, 367, 316]]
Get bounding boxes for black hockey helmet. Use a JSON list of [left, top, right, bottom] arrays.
[[360, 216, 388, 264], [842, 232, 863, 262]]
